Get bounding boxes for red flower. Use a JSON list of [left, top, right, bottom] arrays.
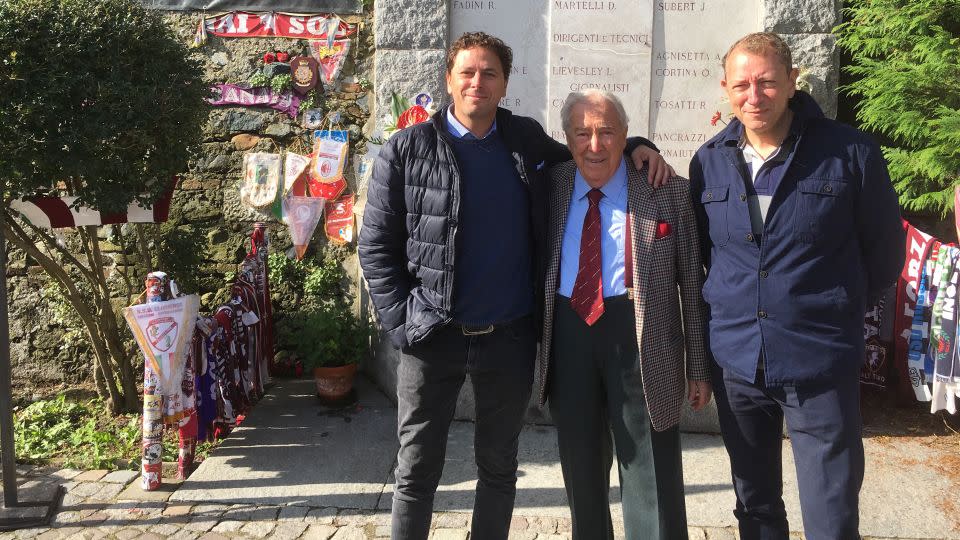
[[263, 52, 276, 64], [710, 111, 722, 126], [397, 105, 430, 129], [276, 52, 290, 63]]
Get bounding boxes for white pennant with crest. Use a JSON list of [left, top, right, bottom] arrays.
[[283, 196, 326, 259], [124, 295, 201, 394]]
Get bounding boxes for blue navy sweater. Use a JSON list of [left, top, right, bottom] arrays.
[[445, 130, 533, 325]]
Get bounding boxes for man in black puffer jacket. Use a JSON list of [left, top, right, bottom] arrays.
[[358, 32, 668, 540]]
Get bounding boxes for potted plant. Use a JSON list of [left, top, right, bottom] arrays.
[[282, 302, 370, 402], [270, 248, 371, 403]]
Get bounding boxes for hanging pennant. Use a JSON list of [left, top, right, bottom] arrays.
[[309, 38, 351, 88], [208, 83, 301, 118], [303, 108, 325, 130], [198, 12, 355, 39], [240, 152, 282, 209], [283, 196, 325, 260], [955, 185, 960, 240], [324, 192, 354, 245], [284, 152, 310, 195], [310, 129, 348, 183], [124, 295, 201, 395], [308, 176, 347, 200], [191, 16, 208, 48]]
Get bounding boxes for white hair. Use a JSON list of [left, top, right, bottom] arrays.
[[560, 89, 629, 134]]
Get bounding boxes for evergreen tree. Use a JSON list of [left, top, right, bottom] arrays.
[[835, 0, 960, 215]]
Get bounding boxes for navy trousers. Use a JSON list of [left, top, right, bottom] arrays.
[[391, 318, 536, 540], [712, 365, 864, 540]]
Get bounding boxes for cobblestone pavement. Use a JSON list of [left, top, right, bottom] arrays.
[[0, 465, 916, 540], [0, 464, 756, 540]]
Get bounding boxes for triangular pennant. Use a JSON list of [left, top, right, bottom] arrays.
[[191, 16, 208, 48], [284, 152, 311, 194], [310, 39, 351, 87], [124, 295, 201, 393], [282, 196, 326, 260]]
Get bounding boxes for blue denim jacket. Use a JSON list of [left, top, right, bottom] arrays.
[[689, 91, 906, 386]]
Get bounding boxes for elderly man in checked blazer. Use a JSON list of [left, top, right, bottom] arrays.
[[538, 89, 711, 540]]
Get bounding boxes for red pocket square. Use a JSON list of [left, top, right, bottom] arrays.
[[655, 221, 672, 239]]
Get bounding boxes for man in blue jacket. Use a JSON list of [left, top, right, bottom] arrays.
[[358, 32, 669, 540], [689, 32, 905, 540]]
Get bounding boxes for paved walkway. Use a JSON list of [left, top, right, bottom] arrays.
[[1, 377, 957, 539]]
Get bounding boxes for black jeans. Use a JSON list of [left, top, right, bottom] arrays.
[[392, 318, 536, 540]]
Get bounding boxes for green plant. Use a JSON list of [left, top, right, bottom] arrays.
[[14, 396, 139, 468], [835, 0, 960, 215], [278, 303, 370, 369], [0, 0, 208, 413], [269, 249, 347, 310], [14, 394, 221, 470], [269, 247, 367, 368], [270, 73, 292, 94], [248, 72, 270, 87], [300, 89, 320, 111]]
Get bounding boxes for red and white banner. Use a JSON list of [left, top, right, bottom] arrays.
[[10, 179, 177, 229], [201, 12, 355, 39]]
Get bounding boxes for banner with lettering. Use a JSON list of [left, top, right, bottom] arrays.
[[195, 12, 355, 40], [208, 84, 301, 118], [140, 0, 361, 12]]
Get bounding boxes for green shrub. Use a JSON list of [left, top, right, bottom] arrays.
[[0, 0, 208, 211], [835, 0, 960, 215]]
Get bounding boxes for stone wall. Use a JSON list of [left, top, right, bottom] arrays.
[[9, 7, 375, 397], [766, 0, 842, 118]]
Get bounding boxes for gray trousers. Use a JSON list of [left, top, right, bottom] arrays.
[[549, 295, 688, 540], [392, 318, 536, 540]]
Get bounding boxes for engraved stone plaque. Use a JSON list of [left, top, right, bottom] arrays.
[[449, 0, 762, 173]]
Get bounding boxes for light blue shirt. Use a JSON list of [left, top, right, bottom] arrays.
[[558, 158, 628, 298], [446, 107, 496, 139]]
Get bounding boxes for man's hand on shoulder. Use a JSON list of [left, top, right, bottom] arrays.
[[631, 145, 675, 187]]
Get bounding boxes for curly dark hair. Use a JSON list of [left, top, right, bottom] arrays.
[[446, 31, 513, 82]]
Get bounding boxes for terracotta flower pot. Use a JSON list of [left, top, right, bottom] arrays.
[[313, 363, 358, 401]]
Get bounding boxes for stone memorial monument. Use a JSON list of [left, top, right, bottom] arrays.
[[368, 0, 842, 430]]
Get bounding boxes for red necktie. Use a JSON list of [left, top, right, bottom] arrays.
[[571, 189, 604, 325]]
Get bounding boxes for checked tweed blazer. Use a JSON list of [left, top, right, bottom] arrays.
[[536, 158, 710, 432]]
